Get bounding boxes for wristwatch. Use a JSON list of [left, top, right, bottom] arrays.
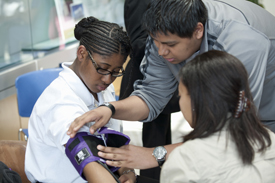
[[99, 102, 116, 116], [152, 146, 167, 167]]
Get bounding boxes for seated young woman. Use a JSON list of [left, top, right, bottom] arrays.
[[95, 50, 275, 183], [24, 16, 136, 183]]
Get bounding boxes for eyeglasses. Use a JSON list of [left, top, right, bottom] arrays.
[[87, 51, 125, 77]]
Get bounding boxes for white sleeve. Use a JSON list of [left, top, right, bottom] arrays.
[[47, 103, 89, 152]]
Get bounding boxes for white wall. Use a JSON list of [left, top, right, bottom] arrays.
[[262, 0, 275, 16]]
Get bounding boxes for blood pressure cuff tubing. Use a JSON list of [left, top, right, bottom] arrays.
[[65, 127, 130, 180]]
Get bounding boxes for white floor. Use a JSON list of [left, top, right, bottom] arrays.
[[122, 111, 193, 175]]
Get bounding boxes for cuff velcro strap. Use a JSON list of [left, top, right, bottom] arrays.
[[65, 127, 130, 180]]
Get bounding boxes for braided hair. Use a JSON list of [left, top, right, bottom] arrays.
[[74, 16, 131, 60]]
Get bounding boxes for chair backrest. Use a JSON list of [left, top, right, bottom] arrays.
[[15, 68, 63, 117], [0, 140, 30, 183]]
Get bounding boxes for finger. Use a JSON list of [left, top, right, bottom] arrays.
[[97, 145, 121, 153], [105, 160, 124, 167], [67, 117, 83, 138], [90, 107, 113, 133], [90, 117, 108, 134], [97, 145, 106, 151], [97, 145, 111, 153], [66, 118, 77, 135], [89, 125, 96, 135], [118, 175, 128, 183], [98, 151, 123, 161], [69, 117, 88, 137], [68, 111, 100, 137], [89, 122, 101, 134]]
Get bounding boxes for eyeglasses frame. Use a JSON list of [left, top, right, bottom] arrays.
[[87, 50, 125, 77]]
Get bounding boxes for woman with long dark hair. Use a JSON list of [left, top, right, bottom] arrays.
[[161, 50, 275, 182]]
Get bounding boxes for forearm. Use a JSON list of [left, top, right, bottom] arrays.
[[146, 143, 183, 169], [83, 162, 117, 183], [98, 142, 183, 170], [111, 95, 149, 121]]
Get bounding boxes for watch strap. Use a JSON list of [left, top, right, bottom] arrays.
[[153, 146, 167, 168], [99, 102, 115, 116], [158, 159, 165, 167]]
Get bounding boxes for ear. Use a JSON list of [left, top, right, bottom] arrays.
[[194, 22, 204, 39], [76, 45, 87, 62]]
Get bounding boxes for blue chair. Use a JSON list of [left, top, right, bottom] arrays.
[[15, 67, 63, 141]]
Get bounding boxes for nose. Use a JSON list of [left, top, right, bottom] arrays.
[[157, 44, 169, 57], [101, 74, 113, 85]]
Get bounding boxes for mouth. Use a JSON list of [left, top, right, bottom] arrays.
[[98, 85, 108, 91], [164, 58, 175, 62]]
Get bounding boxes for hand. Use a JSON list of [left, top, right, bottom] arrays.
[[97, 144, 158, 169], [67, 106, 112, 138], [119, 172, 136, 183]]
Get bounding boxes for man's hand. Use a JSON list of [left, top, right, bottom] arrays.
[[118, 169, 136, 183], [67, 106, 112, 138], [119, 173, 136, 183], [97, 144, 158, 169]]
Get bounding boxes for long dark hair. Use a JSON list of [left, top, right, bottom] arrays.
[[143, 0, 208, 38], [179, 50, 271, 164], [74, 16, 131, 61]]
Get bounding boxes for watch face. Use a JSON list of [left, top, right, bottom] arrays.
[[154, 146, 166, 159]]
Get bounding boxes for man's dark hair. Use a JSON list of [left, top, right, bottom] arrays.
[[179, 50, 271, 164], [143, 0, 208, 38], [74, 16, 131, 61]]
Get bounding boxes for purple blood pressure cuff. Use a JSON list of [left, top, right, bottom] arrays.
[[65, 127, 130, 180]]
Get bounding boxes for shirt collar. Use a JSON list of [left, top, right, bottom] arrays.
[[60, 62, 99, 107], [185, 22, 209, 63], [200, 22, 209, 53]]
